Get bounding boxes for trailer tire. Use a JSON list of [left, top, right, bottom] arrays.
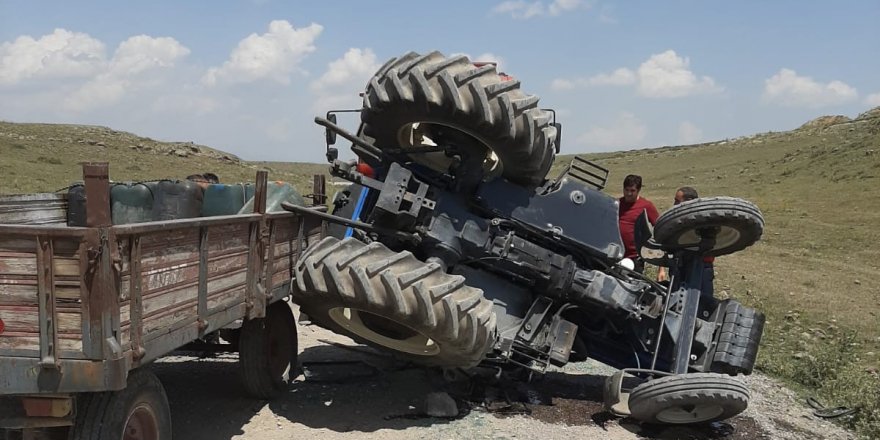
[[239, 301, 298, 399], [292, 237, 496, 368], [70, 368, 171, 440], [361, 51, 557, 187], [653, 197, 764, 257], [628, 373, 749, 424]]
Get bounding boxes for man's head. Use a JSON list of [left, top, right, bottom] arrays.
[[674, 186, 699, 205], [186, 174, 209, 189], [622, 174, 643, 203], [203, 172, 219, 184]]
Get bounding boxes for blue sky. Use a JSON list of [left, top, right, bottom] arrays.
[[1, 1, 878, 163]]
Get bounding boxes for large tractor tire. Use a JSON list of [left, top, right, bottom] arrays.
[[628, 373, 750, 424], [292, 237, 496, 368], [360, 51, 558, 187], [654, 197, 764, 257]]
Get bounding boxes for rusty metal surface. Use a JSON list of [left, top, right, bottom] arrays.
[[0, 357, 128, 394], [82, 163, 111, 228], [36, 237, 60, 370], [0, 416, 74, 429], [312, 174, 327, 206], [0, 225, 88, 237], [0, 193, 68, 226], [110, 213, 261, 236], [128, 236, 145, 362], [254, 171, 268, 214]]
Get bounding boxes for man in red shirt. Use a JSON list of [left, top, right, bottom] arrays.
[[618, 174, 660, 273]]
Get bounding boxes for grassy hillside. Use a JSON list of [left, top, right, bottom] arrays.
[[2, 109, 879, 436], [551, 107, 880, 437], [0, 122, 330, 195]]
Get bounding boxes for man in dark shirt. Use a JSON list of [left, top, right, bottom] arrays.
[[618, 174, 660, 273]]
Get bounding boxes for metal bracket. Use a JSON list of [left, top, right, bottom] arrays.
[[603, 368, 673, 417]]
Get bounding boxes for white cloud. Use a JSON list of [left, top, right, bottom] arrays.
[[575, 112, 647, 149], [678, 121, 703, 144], [64, 35, 189, 111], [310, 48, 381, 113], [866, 92, 880, 107], [636, 50, 721, 98], [110, 35, 190, 76], [548, 0, 583, 15], [202, 20, 323, 86], [550, 50, 719, 98], [492, 0, 585, 19], [0, 28, 105, 85], [762, 68, 858, 108], [550, 67, 634, 90]]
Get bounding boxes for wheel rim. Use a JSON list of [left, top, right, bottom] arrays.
[[124, 403, 160, 440], [656, 403, 725, 424], [328, 307, 440, 356], [396, 122, 502, 180], [674, 225, 742, 252]]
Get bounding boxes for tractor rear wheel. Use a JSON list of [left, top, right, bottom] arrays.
[[360, 51, 558, 187], [292, 237, 496, 368]]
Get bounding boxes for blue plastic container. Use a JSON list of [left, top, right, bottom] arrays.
[[111, 182, 154, 224], [152, 180, 203, 221]]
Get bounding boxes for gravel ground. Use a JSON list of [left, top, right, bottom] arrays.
[[150, 308, 855, 440], [0, 308, 848, 440]]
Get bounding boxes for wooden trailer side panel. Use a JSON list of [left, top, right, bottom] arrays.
[[114, 216, 261, 365], [0, 230, 87, 360]]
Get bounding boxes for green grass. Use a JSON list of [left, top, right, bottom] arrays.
[[3, 109, 880, 437], [550, 107, 880, 438], [0, 122, 330, 196]]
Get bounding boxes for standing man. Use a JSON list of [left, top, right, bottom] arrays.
[[672, 186, 715, 299], [618, 174, 660, 273]]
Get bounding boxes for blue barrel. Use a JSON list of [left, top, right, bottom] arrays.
[[66, 184, 88, 226], [111, 182, 154, 224], [202, 183, 248, 217], [152, 180, 203, 221]]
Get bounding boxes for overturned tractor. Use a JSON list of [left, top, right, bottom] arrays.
[[285, 50, 765, 425]]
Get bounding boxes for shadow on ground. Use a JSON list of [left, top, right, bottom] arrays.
[[153, 342, 455, 439], [153, 340, 767, 440]]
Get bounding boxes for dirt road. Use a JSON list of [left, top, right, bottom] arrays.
[[153, 308, 853, 440]]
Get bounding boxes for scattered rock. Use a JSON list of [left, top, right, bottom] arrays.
[[854, 279, 861, 285]]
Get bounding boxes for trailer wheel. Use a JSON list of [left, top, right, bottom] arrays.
[[292, 237, 496, 368], [70, 368, 171, 440], [239, 301, 298, 399], [628, 373, 749, 424], [361, 51, 558, 187]]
